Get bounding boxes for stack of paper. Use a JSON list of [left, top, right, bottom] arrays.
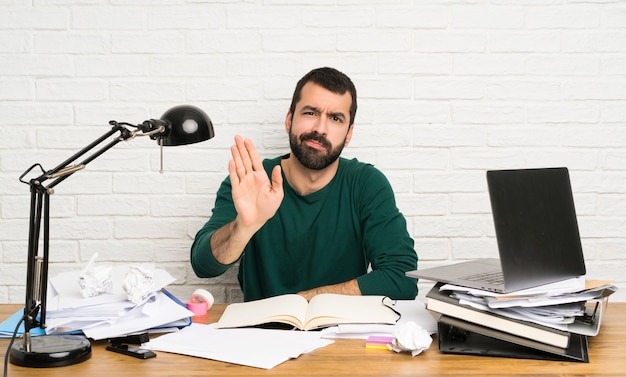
[[1, 265, 194, 341], [424, 277, 617, 362], [436, 278, 616, 336]]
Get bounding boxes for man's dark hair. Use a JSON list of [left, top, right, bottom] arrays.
[[289, 67, 357, 126]]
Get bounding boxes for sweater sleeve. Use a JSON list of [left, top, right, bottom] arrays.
[[354, 165, 418, 300], [190, 176, 238, 278]]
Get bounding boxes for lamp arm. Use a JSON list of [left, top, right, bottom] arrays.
[[21, 122, 136, 191], [10, 105, 212, 368], [19, 121, 162, 337]]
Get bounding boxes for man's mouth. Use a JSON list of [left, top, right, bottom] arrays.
[[301, 134, 330, 151], [304, 139, 326, 150]]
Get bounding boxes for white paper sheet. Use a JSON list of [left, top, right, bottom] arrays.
[[80, 290, 193, 340], [144, 324, 334, 369]]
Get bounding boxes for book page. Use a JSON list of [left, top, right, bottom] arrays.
[[216, 294, 309, 329], [303, 294, 398, 330]]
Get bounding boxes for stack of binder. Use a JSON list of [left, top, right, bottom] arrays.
[[424, 280, 617, 362]]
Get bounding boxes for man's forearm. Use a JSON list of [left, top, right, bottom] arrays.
[[297, 279, 361, 301], [209, 218, 257, 265]]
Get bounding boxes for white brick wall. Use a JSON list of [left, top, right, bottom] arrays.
[[1, 1, 625, 304]]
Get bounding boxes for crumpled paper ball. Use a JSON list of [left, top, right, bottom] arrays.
[[122, 265, 155, 304], [389, 321, 433, 356], [78, 253, 112, 298]]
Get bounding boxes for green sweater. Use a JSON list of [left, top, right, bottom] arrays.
[[190, 155, 418, 301]]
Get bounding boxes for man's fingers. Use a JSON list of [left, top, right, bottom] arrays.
[[244, 138, 263, 173], [234, 135, 254, 173], [230, 144, 246, 181], [228, 159, 240, 189], [271, 165, 283, 193]]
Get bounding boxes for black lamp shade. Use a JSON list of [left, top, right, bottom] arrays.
[[159, 105, 214, 146]]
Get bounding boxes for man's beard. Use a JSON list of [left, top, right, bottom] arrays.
[[289, 131, 345, 170]]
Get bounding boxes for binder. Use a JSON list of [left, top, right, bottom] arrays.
[[425, 283, 571, 348], [437, 315, 589, 363]]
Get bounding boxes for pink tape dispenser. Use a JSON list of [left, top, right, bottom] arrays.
[[186, 288, 215, 315]]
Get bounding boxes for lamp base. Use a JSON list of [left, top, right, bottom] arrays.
[[10, 334, 92, 368]]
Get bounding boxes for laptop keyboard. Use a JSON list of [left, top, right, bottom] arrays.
[[462, 271, 505, 285]]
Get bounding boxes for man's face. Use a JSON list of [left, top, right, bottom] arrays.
[[286, 82, 354, 170]]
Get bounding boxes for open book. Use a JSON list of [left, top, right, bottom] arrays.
[[216, 294, 399, 331]]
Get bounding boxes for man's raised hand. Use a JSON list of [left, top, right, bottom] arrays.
[[228, 135, 284, 233]]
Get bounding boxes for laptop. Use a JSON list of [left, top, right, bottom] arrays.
[[406, 167, 586, 293]]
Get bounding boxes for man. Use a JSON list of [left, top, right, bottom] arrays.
[[191, 67, 418, 302]]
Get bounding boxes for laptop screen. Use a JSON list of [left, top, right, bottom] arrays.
[[487, 167, 586, 291]]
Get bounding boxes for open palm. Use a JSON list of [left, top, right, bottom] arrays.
[[229, 136, 284, 231]]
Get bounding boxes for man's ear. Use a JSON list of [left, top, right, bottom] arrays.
[[285, 111, 292, 134], [344, 123, 355, 147]]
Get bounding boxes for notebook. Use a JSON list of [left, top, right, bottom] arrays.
[[406, 167, 586, 293]]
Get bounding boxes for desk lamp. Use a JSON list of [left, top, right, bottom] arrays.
[[8, 105, 214, 368]]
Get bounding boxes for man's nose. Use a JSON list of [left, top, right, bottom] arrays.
[[310, 115, 328, 135]]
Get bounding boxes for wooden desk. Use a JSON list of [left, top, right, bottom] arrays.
[[1, 303, 625, 376]]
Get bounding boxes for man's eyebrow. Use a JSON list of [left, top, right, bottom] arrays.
[[329, 111, 346, 121], [301, 105, 319, 113], [301, 105, 346, 121]]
